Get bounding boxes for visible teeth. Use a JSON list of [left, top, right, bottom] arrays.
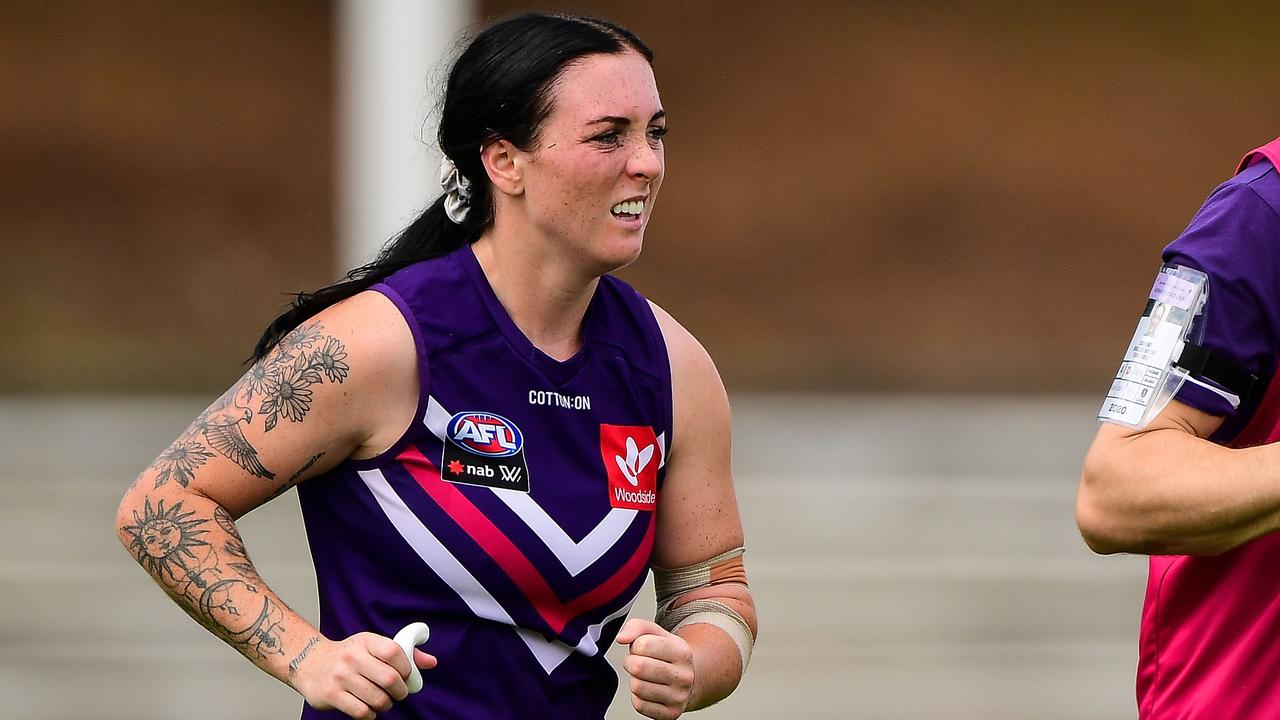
[[611, 199, 645, 216]]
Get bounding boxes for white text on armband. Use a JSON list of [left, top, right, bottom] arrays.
[[528, 390, 592, 410]]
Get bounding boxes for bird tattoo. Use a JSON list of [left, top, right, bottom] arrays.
[[201, 404, 274, 480], [177, 384, 276, 481]]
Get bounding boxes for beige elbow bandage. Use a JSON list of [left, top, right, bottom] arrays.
[[653, 546, 755, 671]]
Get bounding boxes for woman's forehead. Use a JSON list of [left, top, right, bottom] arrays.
[[549, 52, 662, 123]]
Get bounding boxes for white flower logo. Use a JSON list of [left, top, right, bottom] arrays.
[[615, 436, 654, 487]]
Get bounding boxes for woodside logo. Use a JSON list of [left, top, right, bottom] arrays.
[[600, 424, 658, 510], [612, 485, 656, 507], [615, 436, 654, 486]]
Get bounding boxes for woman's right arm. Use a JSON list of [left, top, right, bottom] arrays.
[[115, 291, 432, 719]]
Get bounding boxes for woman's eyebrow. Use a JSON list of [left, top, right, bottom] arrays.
[[586, 110, 667, 126], [586, 115, 631, 127]]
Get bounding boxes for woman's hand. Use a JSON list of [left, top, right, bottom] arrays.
[[292, 633, 437, 720], [616, 618, 695, 720]]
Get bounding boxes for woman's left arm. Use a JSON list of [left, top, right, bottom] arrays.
[[615, 302, 758, 719]]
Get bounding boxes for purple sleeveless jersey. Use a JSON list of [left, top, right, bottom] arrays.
[[297, 245, 672, 719]]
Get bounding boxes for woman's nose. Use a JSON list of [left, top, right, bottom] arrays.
[[629, 141, 662, 181]]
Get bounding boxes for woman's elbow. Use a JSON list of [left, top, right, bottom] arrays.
[[115, 476, 162, 552], [115, 481, 142, 549]]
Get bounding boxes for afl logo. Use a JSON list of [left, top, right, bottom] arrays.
[[446, 411, 524, 457]]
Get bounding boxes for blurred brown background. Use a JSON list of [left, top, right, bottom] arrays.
[[4, 0, 1278, 394]]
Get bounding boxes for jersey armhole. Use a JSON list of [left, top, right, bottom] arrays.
[[639, 296, 676, 482], [342, 282, 431, 470]]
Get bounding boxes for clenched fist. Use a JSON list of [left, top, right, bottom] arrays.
[[291, 632, 437, 720], [616, 619, 695, 720]]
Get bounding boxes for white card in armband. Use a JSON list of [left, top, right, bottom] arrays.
[[1098, 265, 1209, 428]]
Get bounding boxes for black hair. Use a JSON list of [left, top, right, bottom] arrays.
[[250, 13, 653, 363]]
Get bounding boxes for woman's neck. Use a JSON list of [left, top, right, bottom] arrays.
[[470, 231, 599, 361]]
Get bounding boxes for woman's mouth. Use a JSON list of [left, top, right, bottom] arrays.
[[610, 198, 645, 220]]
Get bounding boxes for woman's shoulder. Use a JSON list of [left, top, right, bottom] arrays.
[[291, 290, 419, 454], [297, 290, 419, 392], [315, 289, 415, 342]]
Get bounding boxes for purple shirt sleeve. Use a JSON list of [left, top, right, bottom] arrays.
[[1161, 161, 1280, 437]]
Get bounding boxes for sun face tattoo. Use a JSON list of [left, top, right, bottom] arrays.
[[124, 498, 285, 660], [123, 499, 208, 584], [123, 498, 215, 597]]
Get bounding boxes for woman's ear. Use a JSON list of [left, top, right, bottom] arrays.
[[481, 139, 523, 197]]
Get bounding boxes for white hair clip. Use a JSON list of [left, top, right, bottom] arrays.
[[438, 155, 473, 224]]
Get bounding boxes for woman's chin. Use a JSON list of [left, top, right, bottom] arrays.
[[596, 236, 645, 273]]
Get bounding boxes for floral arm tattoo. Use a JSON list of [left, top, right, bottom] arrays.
[[148, 322, 349, 487], [120, 322, 351, 680]]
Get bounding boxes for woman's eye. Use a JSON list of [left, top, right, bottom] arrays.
[[648, 127, 668, 141], [592, 131, 621, 145]]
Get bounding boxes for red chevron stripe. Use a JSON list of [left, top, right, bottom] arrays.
[[397, 445, 653, 635]]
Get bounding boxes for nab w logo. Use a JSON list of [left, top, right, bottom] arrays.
[[447, 412, 523, 457], [442, 411, 531, 493], [615, 436, 654, 487]]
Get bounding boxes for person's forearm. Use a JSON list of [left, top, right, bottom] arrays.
[[1079, 426, 1280, 555], [116, 485, 323, 689]]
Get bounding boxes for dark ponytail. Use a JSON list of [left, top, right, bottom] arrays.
[[249, 13, 652, 364], [250, 197, 466, 362]]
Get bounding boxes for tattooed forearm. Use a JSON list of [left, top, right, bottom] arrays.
[[145, 321, 349, 488], [199, 581, 287, 659], [289, 636, 322, 676], [122, 498, 212, 589], [214, 505, 240, 536], [215, 507, 259, 580], [122, 496, 293, 663]]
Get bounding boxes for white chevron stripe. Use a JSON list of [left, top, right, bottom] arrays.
[[358, 468, 637, 674], [572, 589, 641, 657], [423, 396, 659, 577], [425, 396, 451, 439], [515, 585, 642, 672], [493, 490, 637, 575], [360, 469, 512, 625]]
